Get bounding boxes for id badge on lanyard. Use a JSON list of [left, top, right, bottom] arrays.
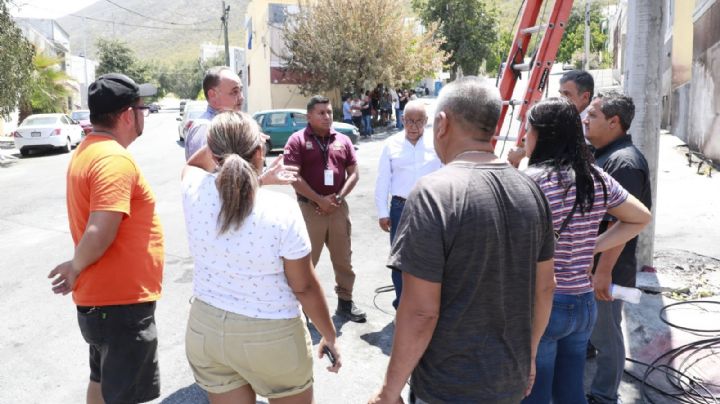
[[313, 134, 334, 186], [324, 169, 334, 186]]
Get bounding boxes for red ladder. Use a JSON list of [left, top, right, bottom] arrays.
[[493, 0, 575, 147]]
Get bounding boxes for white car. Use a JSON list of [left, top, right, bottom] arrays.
[[177, 101, 208, 141], [13, 113, 84, 157]]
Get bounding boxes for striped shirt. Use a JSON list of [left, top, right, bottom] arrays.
[[526, 165, 628, 294]]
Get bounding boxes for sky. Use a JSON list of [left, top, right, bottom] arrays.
[[10, 0, 98, 19]]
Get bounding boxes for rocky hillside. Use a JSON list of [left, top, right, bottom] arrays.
[[58, 0, 250, 63]]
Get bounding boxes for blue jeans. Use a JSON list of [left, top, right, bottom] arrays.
[[395, 108, 404, 129], [362, 114, 372, 135], [389, 197, 405, 309], [522, 292, 597, 404]]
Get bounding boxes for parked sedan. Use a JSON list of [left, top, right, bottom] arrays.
[[252, 109, 359, 152], [177, 101, 208, 141], [70, 110, 92, 136], [13, 113, 84, 156]]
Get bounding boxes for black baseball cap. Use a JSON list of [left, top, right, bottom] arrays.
[[88, 73, 157, 114]]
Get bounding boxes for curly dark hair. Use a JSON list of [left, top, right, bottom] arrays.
[[527, 97, 607, 214]]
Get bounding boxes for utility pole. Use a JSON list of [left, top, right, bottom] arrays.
[[583, 0, 590, 70], [222, 1, 231, 67], [623, 0, 664, 268]]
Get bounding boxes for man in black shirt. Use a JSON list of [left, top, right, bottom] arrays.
[[584, 91, 652, 404]]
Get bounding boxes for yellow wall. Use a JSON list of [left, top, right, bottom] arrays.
[[672, 0, 695, 88], [246, 0, 301, 114], [270, 84, 308, 110]]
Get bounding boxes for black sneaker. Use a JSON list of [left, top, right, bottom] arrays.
[[336, 299, 367, 323]]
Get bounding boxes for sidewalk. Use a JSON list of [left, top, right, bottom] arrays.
[[0, 136, 19, 165], [588, 132, 720, 403], [366, 128, 720, 403]]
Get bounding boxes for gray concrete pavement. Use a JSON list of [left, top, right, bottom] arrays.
[[1, 109, 718, 403]]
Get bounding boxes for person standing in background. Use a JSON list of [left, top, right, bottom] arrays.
[[374, 99, 441, 310]]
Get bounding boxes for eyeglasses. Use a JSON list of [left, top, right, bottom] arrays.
[[131, 106, 151, 117], [404, 118, 426, 128]]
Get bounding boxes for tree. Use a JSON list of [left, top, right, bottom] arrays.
[[95, 38, 156, 87], [412, 0, 499, 79], [0, 0, 34, 119], [487, 29, 513, 76], [157, 59, 203, 100], [281, 0, 447, 95], [556, 2, 609, 68], [19, 53, 70, 120]]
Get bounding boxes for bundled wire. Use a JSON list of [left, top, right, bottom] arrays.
[[373, 285, 395, 315], [623, 300, 720, 403]]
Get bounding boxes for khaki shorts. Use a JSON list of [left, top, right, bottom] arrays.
[[186, 299, 313, 398]]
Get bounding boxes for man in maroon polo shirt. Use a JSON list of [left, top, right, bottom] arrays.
[[284, 95, 367, 322]]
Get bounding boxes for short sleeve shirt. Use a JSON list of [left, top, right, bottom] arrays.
[[594, 135, 652, 287], [388, 162, 555, 403], [66, 135, 164, 306], [283, 126, 357, 196], [182, 168, 311, 319], [527, 165, 628, 294]]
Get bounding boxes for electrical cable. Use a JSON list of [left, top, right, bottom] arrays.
[[15, 2, 216, 30], [620, 300, 720, 403], [373, 284, 395, 315], [103, 0, 214, 26], [659, 301, 720, 334], [497, 103, 517, 158], [69, 13, 221, 32]]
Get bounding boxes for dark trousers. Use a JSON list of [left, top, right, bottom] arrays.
[[389, 196, 405, 309], [590, 299, 626, 403]]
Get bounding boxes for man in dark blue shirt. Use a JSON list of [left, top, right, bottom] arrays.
[[584, 91, 652, 404]]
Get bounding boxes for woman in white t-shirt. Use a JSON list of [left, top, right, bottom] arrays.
[[181, 111, 340, 404]]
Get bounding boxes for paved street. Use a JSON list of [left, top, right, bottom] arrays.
[[0, 110, 406, 403], [1, 108, 718, 403]]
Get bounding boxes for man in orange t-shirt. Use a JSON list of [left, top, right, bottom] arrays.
[[48, 73, 164, 404]]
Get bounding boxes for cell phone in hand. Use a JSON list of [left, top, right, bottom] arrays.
[[322, 345, 336, 366]]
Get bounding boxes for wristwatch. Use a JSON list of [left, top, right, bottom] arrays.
[[335, 195, 343, 204]]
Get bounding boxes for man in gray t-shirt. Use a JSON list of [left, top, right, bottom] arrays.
[[369, 77, 556, 404]]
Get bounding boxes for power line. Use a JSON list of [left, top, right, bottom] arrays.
[[103, 0, 215, 26], [69, 13, 221, 32], [12, 2, 219, 31]]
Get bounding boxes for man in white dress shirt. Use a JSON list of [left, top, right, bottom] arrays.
[[374, 99, 442, 309]]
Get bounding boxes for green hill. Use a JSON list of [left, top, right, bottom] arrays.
[[58, 0, 250, 65]]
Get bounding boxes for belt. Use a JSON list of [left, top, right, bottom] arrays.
[[77, 301, 156, 313], [391, 195, 406, 202]]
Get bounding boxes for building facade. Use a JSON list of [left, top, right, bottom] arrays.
[[67, 55, 98, 109], [687, 0, 720, 161], [14, 18, 80, 111], [245, 0, 308, 113]]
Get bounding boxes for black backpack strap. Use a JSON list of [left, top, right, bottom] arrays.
[[554, 202, 577, 240]]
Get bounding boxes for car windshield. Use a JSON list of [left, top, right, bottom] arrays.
[[22, 116, 60, 126], [292, 114, 308, 126], [71, 111, 90, 120]]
